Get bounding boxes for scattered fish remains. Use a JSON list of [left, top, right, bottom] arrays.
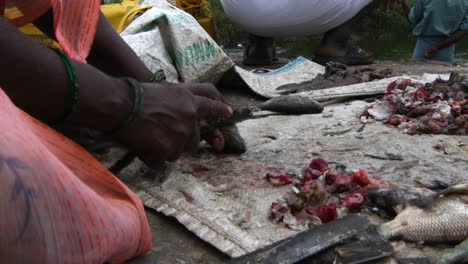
[[266, 159, 468, 242], [276, 62, 394, 95], [362, 72, 468, 135], [267, 158, 393, 231], [265, 159, 468, 263]]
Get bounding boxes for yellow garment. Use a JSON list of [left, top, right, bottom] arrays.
[[176, 0, 215, 37], [15, 0, 143, 48], [14, 0, 215, 48], [100, 0, 150, 33]]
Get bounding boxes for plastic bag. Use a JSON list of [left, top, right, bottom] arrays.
[[221, 0, 373, 37]]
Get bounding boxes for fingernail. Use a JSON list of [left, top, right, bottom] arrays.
[[227, 106, 233, 116]]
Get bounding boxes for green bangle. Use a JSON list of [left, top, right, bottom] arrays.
[[107, 77, 143, 136], [150, 69, 166, 83], [51, 48, 79, 124]]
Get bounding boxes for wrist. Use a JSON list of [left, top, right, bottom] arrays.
[[105, 78, 144, 136], [67, 76, 133, 132]]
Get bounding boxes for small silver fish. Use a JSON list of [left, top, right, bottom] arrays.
[[258, 95, 324, 115], [378, 195, 468, 243]]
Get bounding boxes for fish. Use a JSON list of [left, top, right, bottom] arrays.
[[257, 95, 324, 115], [367, 187, 435, 218], [409, 184, 468, 208], [377, 195, 468, 243], [219, 124, 247, 154], [202, 108, 249, 154], [367, 184, 468, 218]]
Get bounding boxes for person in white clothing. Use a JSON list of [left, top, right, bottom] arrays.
[[221, 0, 400, 66]]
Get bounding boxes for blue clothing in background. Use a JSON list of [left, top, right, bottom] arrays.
[[409, 0, 468, 36], [412, 36, 455, 62], [409, 0, 468, 63]]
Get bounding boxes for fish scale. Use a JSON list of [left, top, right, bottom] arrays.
[[378, 196, 468, 243]]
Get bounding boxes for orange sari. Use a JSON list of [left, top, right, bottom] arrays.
[[3, 0, 101, 62], [0, 1, 152, 263]]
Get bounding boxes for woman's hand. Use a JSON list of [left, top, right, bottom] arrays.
[[116, 82, 232, 167]]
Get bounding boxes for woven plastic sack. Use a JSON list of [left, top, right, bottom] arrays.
[[122, 0, 234, 83], [221, 0, 373, 37], [0, 90, 151, 263]]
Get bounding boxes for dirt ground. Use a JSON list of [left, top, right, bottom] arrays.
[[127, 59, 468, 264]]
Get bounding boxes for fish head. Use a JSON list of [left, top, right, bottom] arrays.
[[367, 188, 438, 217], [367, 188, 406, 218]]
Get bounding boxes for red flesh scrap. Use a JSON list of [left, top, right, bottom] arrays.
[[305, 207, 317, 215], [270, 202, 291, 220], [351, 169, 372, 187], [433, 144, 445, 151], [330, 175, 354, 193], [386, 116, 410, 126], [305, 204, 338, 223], [267, 174, 292, 186], [324, 172, 337, 185], [309, 158, 329, 173], [340, 193, 365, 210], [302, 166, 321, 180], [301, 179, 315, 192], [357, 179, 391, 197], [316, 204, 338, 223]]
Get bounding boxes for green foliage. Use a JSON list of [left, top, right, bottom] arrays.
[[210, 0, 248, 46], [352, 0, 417, 37]]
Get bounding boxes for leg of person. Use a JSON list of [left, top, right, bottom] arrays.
[[314, 2, 377, 66], [412, 36, 455, 63], [314, 19, 353, 62], [243, 34, 277, 66], [0, 89, 151, 264]]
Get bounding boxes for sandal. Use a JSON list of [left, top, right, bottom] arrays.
[[343, 45, 375, 66]]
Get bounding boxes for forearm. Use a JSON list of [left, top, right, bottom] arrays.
[[33, 10, 153, 82], [433, 29, 468, 50], [88, 12, 154, 82], [0, 18, 131, 131]]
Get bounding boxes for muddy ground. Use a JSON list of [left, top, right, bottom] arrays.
[[127, 59, 468, 264]]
